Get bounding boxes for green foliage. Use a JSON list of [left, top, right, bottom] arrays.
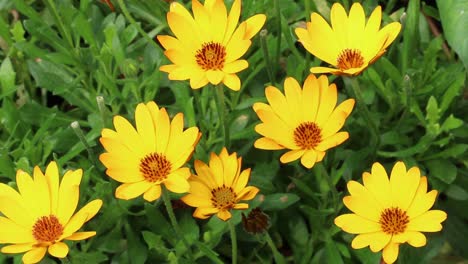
[[0, 0, 467, 263]]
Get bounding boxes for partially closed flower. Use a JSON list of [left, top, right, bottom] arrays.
[[0, 162, 102, 264]]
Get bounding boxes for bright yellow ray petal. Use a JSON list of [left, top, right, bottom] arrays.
[[210, 0, 228, 43], [217, 210, 232, 221], [255, 110, 296, 149], [390, 162, 420, 210], [334, 214, 381, 234], [0, 216, 34, 243], [280, 149, 305, 164], [300, 150, 317, 169], [330, 3, 349, 48], [347, 3, 366, 48], [362, 162, 392, 208], [236, 186, 259, 201], [222, 152, 239, 187], [406, 178, 437, 219], [310, 66, 343, 75], [406, 210, 447, 232], [135, 103, 156, 153], [320, 99, 354, 137], [155, 108, 171, 154], [115, 181, 153, 200], [284, 77, 303, 125], [351, 232, 390, 252], [48, 242, 69, 258], [243, 14, 266, 40], [209, 152, 225, 187], [193, 160, 217, 189], [191, 0, 211, 43], [167, 12, 201, 47], [223, 0, 241, 43], [157, 35, 183, 50], [343, 194, 383, 222], [206, 70, 225, 84], [105, 167, 143, 183], [181, 193, 213, 207], [64, 231, 96, 241], [32, 166, 51, 216], [45, 162, 59, 215], [0, 181, 34, 227], [382, 242, 399, 264], [315, 79, 337, 125], [223, 73, 241, 91], [254, 137, 285, 150], [265, 86, 296, 128], [392, 231, 427, 247], [223, 60, 248, 73], [302, 74, 320, 122], [143, 185, 162, 202], [164, 173, 190, 194], [113, 115, 146, 155], [165, 49, 195, 66], [193, 207, 219, 219], [305, 13, 340, 64], [22, 247, 47, 264], [315, 132, 349, 152], [56, 169, 82, 224], [61, 199, 102, 239], [0, 243, 34, 253], [232, 168, 250, 193]]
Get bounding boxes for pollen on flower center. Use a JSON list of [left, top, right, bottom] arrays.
[[211, 185, 237, 209], [139, 153, 172, 183], [379, 207, 409, 235], [293, 122, 322, 149], [336, 48, 364, 70], [195, 42, 226, 70], [32, 215, 64, 243]]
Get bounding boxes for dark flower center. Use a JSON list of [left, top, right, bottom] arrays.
[[211, 185, 237, 210], [195, 42, 226, 70], [32, 215, 64, 243], [379, 207, 409, 235], [293, 122, 322, 149], [336, 48, 364, 70], [139, 153, 172, 183]]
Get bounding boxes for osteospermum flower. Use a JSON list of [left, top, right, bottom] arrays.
[[99, 101, 201, 201], [0, 161, 102, 264], [334, 162, 447, 264], [181, 148, 259, 221], [295, 2, 401, 76], [253, 74, 355, 168], [157, 0, 266, 91]]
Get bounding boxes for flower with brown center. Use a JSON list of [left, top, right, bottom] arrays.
[[99, 101, 201, 201], [157, 0, 266, 91], [295, 3, 401, 76], [334, 162, 447, 264], [181, 148, 259, 221], [0, 162, 102, 264], [253, 74, 355, 168]]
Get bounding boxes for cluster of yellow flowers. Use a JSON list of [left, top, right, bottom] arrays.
[[0, 1, 447, 264]]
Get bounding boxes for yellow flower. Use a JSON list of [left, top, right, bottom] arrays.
[[295, 3, 401, 76], [99, 101, 201, 201], [157, 0, 266, 91], [181, 148, 259, 221], [253, 74, 355, 169], [0, 161, 102, 264], [334, 162, 447, 264]]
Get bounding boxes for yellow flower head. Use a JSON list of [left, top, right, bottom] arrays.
[[0, 161, 102, 264], [181, 148, 259, 221], [295, 3, 401, 76], [253, 74, 355, 169], [157, 0, 266, 91], [99, 101, 201, 202], [334, 162, 447, 264]]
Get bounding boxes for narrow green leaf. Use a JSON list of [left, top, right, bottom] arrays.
[[0, 57, 16, 99], [425, 159, 457, 184], [261, 193, 300, 211]]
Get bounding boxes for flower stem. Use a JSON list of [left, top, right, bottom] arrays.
[[264, 232, 286, 264], [214, 84, 230, 147], [228, 219, 238, 264], [259, 29, 276, 85], [345, 77, 380, 154], [274, 0, 281, 72], [161, 185, 193, 260]]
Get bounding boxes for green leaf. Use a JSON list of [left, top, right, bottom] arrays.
[[441, 114, 463, 132], [325, 240, 344, 264], [124, 222, 148, 264], [425, 159, 457, 184], [436, 0, 468, 69], [0, 57, 16, 99], [142, 231, 170, 255], [446, 184, 468, 201], [261, 193, 300, 211]]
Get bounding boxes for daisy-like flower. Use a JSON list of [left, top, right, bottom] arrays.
[[0, 161, 102, 264], [334, 162, 447, 264], [181, 148, 259, 221], [157, 0, 266, 91], [295, 2, 401, 76], [99, 101, 201, 202], [253, 74, 355, 169]]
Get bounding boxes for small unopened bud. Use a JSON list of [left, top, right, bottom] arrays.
[[242, 208, 270, 235], [71, 121, 95, 163]]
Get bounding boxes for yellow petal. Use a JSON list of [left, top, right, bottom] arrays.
[[45, 161, 60, 215], [236, 186, 259, 201], [113, 115, 146, 155], [223, 73, 241, 91], [48, 242, 69, 258], [157, 35, 183, 50], [61, 199, 102, 238], [56, 169, 82, 224], [208, 152, 225, 187], [164, 173, 190, 194], [406, 210, 447, 232], [243, 14, 266, 40], [193, 207, 219, 219], [254, 137, 284, 150], [223, 0, 241, 43], [351, 232, 390, 252], [334, 214, 381, 234], [301, 74, 320, 122], [343, 194, 382, 222], [115, 181, 152, 200], [64, 231, 96, 241], [406, 177, 437, 219], [382, 242, 399, 264], [265, 85, 296, 128], [181, 193, 212, 207], [193, 160, 217, 189], [206, 70, 225, 84], [155, 108, 171, 154], [315, 78, 337, 126], [254, 109, 296, 149], [0, 243, 34, 253], [392, 231, 426, 247], [362, 162, 392, 208], [280, 149, 305, 164], [210, 0, 228, 43], [22, 247, 47, 264], [217, 210, 232, 221], [233, 203, 248, 210], [0, 216, 34, 244], [330, 3, 349, 48], [167, 12, 201, 47], [347, 3, 366, 47], [390, 162, 420, 210], [135, 103, 156, 153], [143, 185, 162, 202], [233, 168, 251, 193], [300, 150, 317, 168], [223, 60, 248, 73], [320, 99, 355, 137], [310, 66, 342, 75], [315, 132, 349, 152], [0, 181, 34, 227]]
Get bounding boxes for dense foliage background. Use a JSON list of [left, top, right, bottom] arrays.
[[0, 0, 467, 263]]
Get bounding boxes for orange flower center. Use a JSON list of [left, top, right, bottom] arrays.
[[379, 207, 409, 235], [139, 153, 172, 183], [293, 122, 322, 149], [195, 42, 226, 70], [32, 215, 64, 243], [336, 48, 364, 70], [211, 185, 237, 210]]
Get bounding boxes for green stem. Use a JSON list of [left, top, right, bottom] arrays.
[[274, 0, 281, 71], [214, 84, 230, 147], [44, 0, 74, 51], [161, 185, 194, 260], [116, 0, 161, 51], [264, 232, 286, 264], [70, 121, 96, 165], [345, 77, 380, 153], [228, 220, 238, 264], [317, 163, 339, 214], [259, 29, 276, 85]]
